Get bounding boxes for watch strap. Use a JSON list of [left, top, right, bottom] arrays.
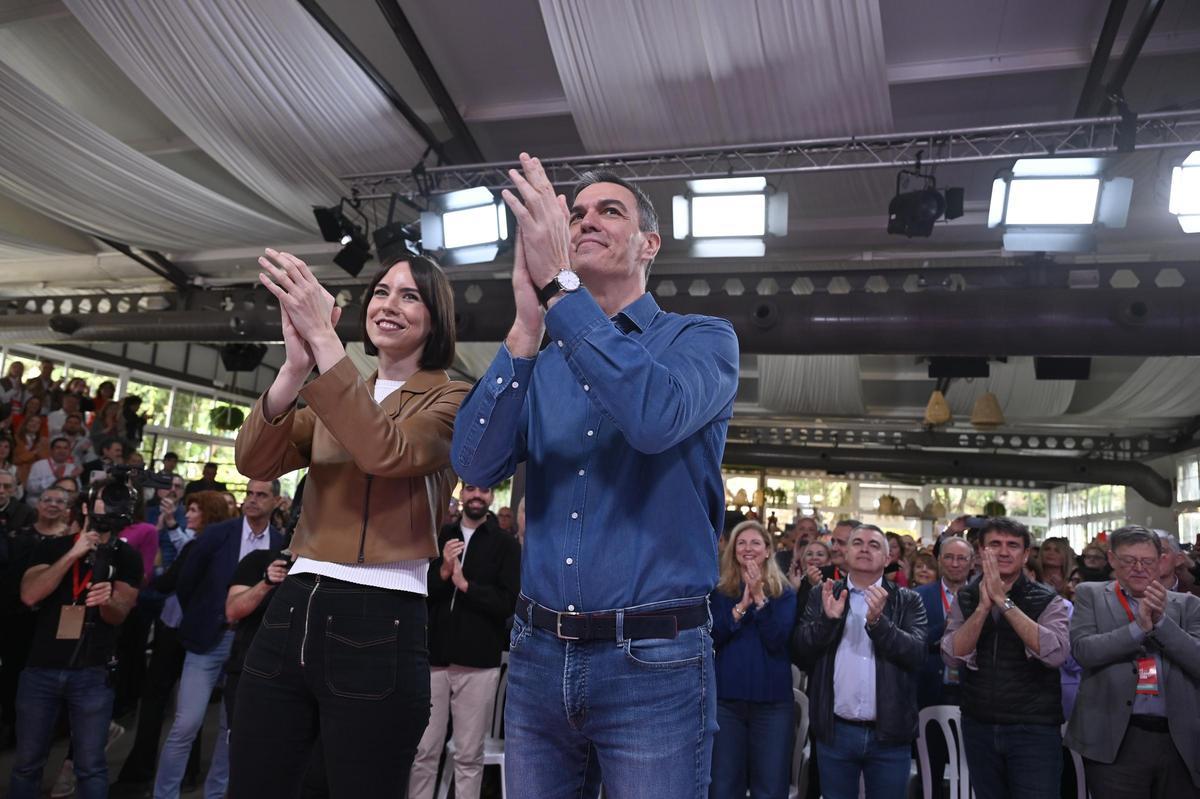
[[536, 275, 562, 307]]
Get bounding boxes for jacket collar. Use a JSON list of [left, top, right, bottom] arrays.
[[368, 368, 450, 417]]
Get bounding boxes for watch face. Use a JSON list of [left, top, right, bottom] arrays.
[[558, 269, 581, 291]]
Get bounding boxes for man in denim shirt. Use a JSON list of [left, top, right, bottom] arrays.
[[452, 153, 739, 798]]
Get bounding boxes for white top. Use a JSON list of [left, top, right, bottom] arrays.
[[238, 516, 271, 562], [833, 574, 882, 722], [289, 378, 430, 595]]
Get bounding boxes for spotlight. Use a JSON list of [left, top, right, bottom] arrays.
[[419, 187, 510, 266], [312, 200, 373, 276], [987, 157, 1132, 252], [886, 155, 963, 238], [1169, 151, 1200, 233], [372, 222, 421, 264], [672, 177, 788, 258]]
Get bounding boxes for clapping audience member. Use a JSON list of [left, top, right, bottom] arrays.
[[1038, 538, 1076, 596], [909, 552, 938, 587], [13, 414, 48, 485], [710, 521, 797, 799]]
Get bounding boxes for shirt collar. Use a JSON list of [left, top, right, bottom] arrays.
[[611, 292, 661, 334], [242, 516, 265, 540], [847, 574, 884, 593]]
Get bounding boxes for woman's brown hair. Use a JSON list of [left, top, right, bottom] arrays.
[[187, 490, 237, 533], [359, 254, 456, 370]]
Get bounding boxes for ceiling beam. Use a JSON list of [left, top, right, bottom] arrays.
[[1099, 0, 1169, 115], [372, 0, 484, 163], [886, 28, 1200, 85], [96, 238, 191, 291], [1076, 0, 1129, 117]]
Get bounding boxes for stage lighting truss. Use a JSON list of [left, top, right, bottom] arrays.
[[1169, 151, 1200, 233], [987, 157, 1133, 253], [672, 177, 787, 258]]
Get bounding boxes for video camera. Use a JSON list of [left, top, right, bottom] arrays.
[[86, 464, 174, 535]]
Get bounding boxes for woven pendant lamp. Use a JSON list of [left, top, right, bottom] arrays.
[[970, 392, 1005, 428], [924, 390, 952, 426]]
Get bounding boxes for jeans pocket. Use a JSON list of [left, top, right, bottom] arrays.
[[509, 614, 530, 653], [324, 615, 400, 700], [622, 631, 703, 671], [243, 603, 293, 680]]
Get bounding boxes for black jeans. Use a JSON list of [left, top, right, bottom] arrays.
[[228, 574, 430, 799]]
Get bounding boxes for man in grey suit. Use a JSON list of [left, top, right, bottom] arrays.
[[1066, 525, 1200, 798]]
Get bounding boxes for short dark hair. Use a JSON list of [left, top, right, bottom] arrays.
[[359, 254, 456, 370], [852, 524, 887, 546], [1109, 525, 1163, 555], [979, 517, 1031, 549], [573, 171, 658, 234], [833, 518, 862, 531], [164, 452, 178, 461], [50, 436, 69, 448], [203, 461, 217, 470]]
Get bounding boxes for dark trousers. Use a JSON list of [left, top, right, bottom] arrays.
[[0, 612, 36, 732], [961, 718, 1061, 799], [115, 620, 201, 784], [1083, 724, 1197, 799], [228, 574, 430, 799], [113, 596, 158, 718]]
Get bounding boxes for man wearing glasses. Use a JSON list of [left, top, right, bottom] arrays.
[[1066, 525, 1200, 797]]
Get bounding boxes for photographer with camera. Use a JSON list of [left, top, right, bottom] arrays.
[[8, 478, 143, 799]]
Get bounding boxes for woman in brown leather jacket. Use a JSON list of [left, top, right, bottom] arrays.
[[229, 249, 468, 798]]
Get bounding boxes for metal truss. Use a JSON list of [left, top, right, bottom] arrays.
[[343, 109, 1200, 200]]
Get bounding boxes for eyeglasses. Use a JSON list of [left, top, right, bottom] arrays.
[[1115, 555, 1158, 570], [941, 554, 971, 564], [39, 497, 67, 506]]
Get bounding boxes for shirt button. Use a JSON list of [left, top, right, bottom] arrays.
[[557, 340, 564, 348], [571, 512, 579, 519], [586, 430, 594, 437], [511, 381, 520, 389], [496, 377, 503, 384], [566, 558, 574, 565], [478, 417, 486, 425], [583, 384, 590, 392], [578, 469, 585, 476], [567, 604, 575, 611]]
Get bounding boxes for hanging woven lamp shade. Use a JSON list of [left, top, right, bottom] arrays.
[[924, 390, 952, 426], [971, 392, 1005, 428]]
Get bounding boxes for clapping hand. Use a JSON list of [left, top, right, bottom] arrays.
[[1138, 579, 1167, 631], [500, 153, 571, 290], [821, 580, 847, 620], [258, 249, 343, 375], [979, 549, 1007, 608], [806, 565, 824, 586], [864, 585, 888, 626]]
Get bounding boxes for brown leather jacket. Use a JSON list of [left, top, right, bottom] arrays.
[[235, 357, 469, 564]]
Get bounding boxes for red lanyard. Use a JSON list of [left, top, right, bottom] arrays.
[[940, 582, 952, 613], [1114, 581, 1135, 622], [70, 535, 92, 603], [832, 567, 842, 581]]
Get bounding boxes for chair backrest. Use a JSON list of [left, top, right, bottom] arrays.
[[1062, 722, 1088, 799], [791, 688, 810, 792], [916, 705, 970, 799], [491, 652, 510, 740]]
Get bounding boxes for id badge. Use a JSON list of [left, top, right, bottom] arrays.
[[943, 664, 961, 685], [1135, 657, 1159, 695], [56, 605, 86, 640]]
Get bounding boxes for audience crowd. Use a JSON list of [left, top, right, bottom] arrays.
[[1, 358, 1198, 798]]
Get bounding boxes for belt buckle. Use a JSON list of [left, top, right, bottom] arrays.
[[555, 610, 580, 640]]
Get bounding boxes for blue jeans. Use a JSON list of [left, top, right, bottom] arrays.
[[8, 666, 113, 799], [960, 718, 1061, 799], [710, 699, 793, 799], [815, 719, 912, 799], [153, 631, 233, 799], [505, 598, 717, 799]]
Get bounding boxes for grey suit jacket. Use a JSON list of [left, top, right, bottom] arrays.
[[1065, 580, 1200, 786]]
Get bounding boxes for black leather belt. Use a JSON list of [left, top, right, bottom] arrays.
[[1128, 714, 1169, 733], [516, 596, 707, 641], [835, 716, 876, 728]]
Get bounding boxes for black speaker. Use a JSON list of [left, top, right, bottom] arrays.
[[928, 357, 990, 379], [219, 343, 268, 372], [1034, 357, 1091, 380]]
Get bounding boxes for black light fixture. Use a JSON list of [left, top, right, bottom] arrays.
[[371, 194, 423, 264], [312, 199, 373, 276], [887, 153, 964, 238]]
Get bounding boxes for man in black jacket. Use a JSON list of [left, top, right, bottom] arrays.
[[941, 517, 1070, 799], [409, 483, 521, 799], [792, 524, 927, 799]]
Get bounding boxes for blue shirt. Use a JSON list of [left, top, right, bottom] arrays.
[[710, 585, 797, 703], [452, 289, 739, 611], [833, 575, 882, 721]]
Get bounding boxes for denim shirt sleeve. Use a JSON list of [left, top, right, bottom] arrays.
[[544, 290, 739, 454], [451, 343, 535, 487]]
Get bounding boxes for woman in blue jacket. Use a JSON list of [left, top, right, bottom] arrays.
[[710, 520, 798, 799]]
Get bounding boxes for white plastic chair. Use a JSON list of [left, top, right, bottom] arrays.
[[436, 657, 509, 799], [1062, 722, 1089, 799], [916, 705, 971, 799], [787, 688, 810, 799]]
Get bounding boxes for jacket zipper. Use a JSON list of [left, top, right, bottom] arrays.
[[300, 575, 320, 667], [357, 475, 374, 563]]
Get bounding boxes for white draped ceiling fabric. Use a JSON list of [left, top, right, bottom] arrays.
[[945, 358, 1076, 420], [0, 59, 304, 252], [1074, 358, 1200, 419], [538, 0, 893, 151], [65, 0, 429, 231], [758, 355, 866, 416]]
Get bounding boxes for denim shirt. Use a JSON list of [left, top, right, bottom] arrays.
[[452, 289, 739, 612]]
